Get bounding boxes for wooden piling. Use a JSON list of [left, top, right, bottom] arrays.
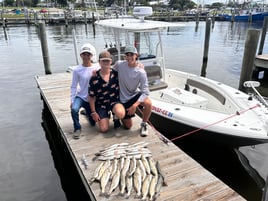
[[195, 12, 199, 26], [34, 11, 38, 26], [231, 12, 235, 23], [2, 18, 7, 28], [92, 13, 96, 37], [39, 22, 52, 74], [238, 29, 260, 92], [83, 11, 87, 25], [200, 19, 211, 77], [258, 17, 268, 55], [248, 13, 252, 23], [64, 11, 68, 27]]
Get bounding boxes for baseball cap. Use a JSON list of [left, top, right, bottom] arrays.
[[80, 43, 94, 55], [99, 51, 112, 61], [124, 45, 138, 55]]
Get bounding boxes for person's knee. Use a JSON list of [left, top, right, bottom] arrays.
[[113, 103, 125, 119], [143, 98, 152, 109], [99, 127, 109, 133], [122, 119, 132, 129]]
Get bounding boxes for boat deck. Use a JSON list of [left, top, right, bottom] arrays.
[[35, 72, 245, 201]]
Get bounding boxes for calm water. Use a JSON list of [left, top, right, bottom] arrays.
[[0, 21, 268, 201]]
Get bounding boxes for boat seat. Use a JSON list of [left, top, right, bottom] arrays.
[[186, 78, 226, 105], [145, 65, 168, 91]]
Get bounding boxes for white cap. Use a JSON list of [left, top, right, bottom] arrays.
[[80, 43, 95, 55], [80, 43, 97, 63], [124, 45, 138, 55]]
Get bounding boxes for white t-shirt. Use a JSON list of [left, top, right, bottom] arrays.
[[70, 63, 100, 103], [113, 60, 149, 103]]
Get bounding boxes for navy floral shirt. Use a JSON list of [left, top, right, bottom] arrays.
[[89, 69, 119, 110]]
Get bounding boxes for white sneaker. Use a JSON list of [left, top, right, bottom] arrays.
[[73, 129, 81, 139], [140, 123, 148, 137]]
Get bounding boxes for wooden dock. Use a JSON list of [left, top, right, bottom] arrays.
[[35, 72, 245, 201]]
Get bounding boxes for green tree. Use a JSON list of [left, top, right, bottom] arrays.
[[56, 0, 68, 6], [4, 0, 14, 6], [210, 2, 224, 9], [169, 0, 195, 10]]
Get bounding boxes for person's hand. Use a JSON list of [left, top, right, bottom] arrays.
[[92, 70, 97, 77], [91, 112, 100, 122], [127, 105, 137, 115], [137, 62, 144, 68]]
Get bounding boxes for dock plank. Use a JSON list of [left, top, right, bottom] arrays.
[[35, 72, 245, 201]]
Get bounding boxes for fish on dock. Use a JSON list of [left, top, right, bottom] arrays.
[[100, 166, 111, 196], [107, 165, 120, 196], [141, 174, 152, 200], [133, 166, 142, 198]]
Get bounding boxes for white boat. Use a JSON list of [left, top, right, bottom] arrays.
[[95, 6, 268, 145]]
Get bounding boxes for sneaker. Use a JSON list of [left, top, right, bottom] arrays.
[[80, 109, 87, 115], [113, 119, 121, 129], [73, 129, 81, 139], [140, 123, 148, 137], [89, 119, 96, 127]]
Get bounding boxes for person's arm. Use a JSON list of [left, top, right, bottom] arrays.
[[88, 78, 100, 121], [138, 70, 150, 102], [70, 70, 78, 107], [88, 96, 99, 121], [112, 61, 119, 71]]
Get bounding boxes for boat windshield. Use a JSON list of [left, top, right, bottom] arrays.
[[100, 26, 160, 61]]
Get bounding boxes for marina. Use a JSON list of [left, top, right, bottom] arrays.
[[35, 72, 245, 200], [1, 19, 268, 200]]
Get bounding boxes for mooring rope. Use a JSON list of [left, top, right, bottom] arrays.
[[170, 104, 260, 142]]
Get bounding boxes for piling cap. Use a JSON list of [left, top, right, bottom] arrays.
[[80, 43, 95, 55], [124, 45, 138, 55], [99, 51, 112, 61]]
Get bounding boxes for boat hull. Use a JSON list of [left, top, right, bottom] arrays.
[[147, 111, 267, 146], [223, 12, 268, 22]]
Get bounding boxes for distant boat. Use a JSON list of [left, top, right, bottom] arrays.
[[47, 8, 65, 23], [221, 8, 268, 22]]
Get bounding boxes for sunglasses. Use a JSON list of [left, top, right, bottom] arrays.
[[125, 52, 135, 57]]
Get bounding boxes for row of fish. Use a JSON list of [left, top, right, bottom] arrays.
[[93, 142, 152, 161], [89, 142, 167, 200]]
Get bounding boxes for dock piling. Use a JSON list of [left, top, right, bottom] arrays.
[[238, 29, 260, 92], [39, 22, 52, 74], [200, 19, 211, 77]]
